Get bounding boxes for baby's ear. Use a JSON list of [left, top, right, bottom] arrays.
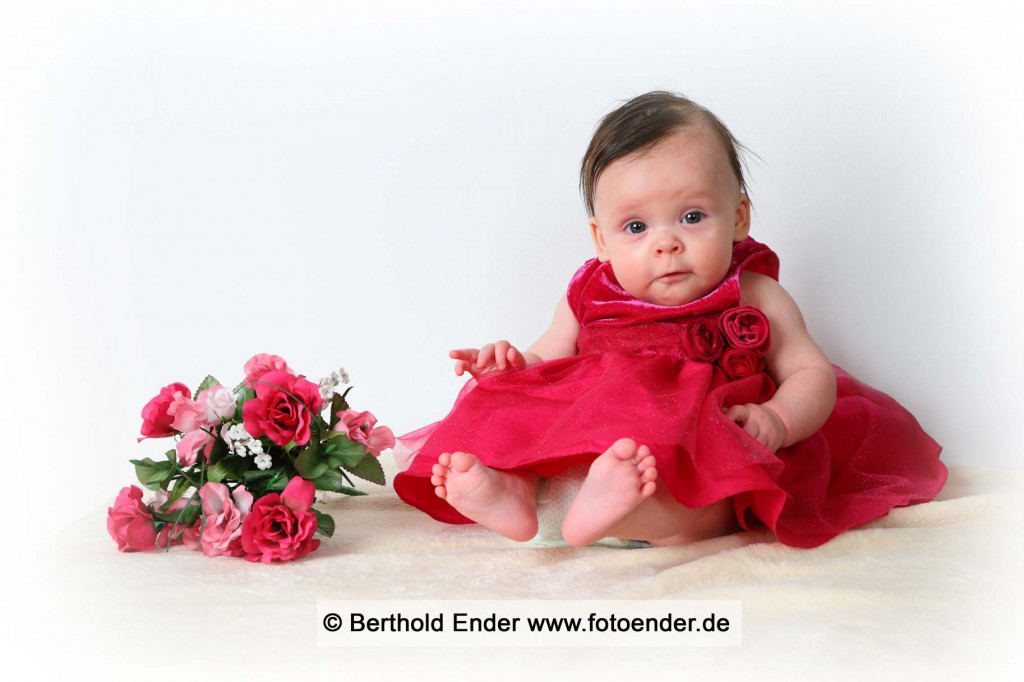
[[589, 218, 610, 262], [733, 194, 751, 241]]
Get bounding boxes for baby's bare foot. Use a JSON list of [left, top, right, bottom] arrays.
[[561, 438, 658, 547], [432, 452, 538, 541]]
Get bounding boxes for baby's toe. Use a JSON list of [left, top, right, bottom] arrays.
[[609, 437, 638, 460]]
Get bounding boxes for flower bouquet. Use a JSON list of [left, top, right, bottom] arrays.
[[108, 354, 394, 563]]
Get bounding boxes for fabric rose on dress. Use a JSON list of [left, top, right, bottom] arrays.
[[175, 429, 215, 466], [718, 306, 771, 352], [139, 382, 192, 440], [679, 317, 724, 362], [107, 486, 157, 552], [242, 370, 324, 447], [192, 482, 254, 558], [243, 353, 294, 389], [197, 384, 237, 424], [333, 409, 395, 456], [718, 348, 766, 381], [240, 477, 320, 563]]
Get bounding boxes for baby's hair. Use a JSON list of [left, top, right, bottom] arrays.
[[580, 91, 751, 217]]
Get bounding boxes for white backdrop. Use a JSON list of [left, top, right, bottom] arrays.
[[2, 0, 1022, 546]]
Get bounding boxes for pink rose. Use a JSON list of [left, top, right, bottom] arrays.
[[718, 348, 766, 381], [679, 317, 724, 362], [240, 477, 320, 563], [175, 429, 215, 466], [139, 382, 191, 440], [242, 370, 324, 447], [167, 392, 208, 433], [107, 486, 157, 552], [333, 409, 395, 456], [243, 353, 294, 389], [197, 384, 237, 424], [192, 482, 254, 558], [718, 306, 771, 352]]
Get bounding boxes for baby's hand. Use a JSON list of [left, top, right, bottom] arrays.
[[449, 340, 528, 377], [724, 403, 787, 452]]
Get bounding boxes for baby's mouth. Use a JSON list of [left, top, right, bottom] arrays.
[[657, 271, 690, 283]]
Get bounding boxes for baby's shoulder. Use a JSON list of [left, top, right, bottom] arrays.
[[738, 270, 779, 308]]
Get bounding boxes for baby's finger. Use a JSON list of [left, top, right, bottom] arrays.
[[724, 404, 748, 424], [743, 418, 761, 441], [449, 348, 479, 363], [507, 346, 526, 368], [494, 340, 510, 370], [476, 343, 494, 370], [454, 360, 467, 376]]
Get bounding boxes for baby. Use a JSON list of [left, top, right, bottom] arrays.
[[393, 92, 945, 549]]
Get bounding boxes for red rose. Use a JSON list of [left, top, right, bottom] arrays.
[[679, 317, 724, 362], [139, 382, 191, 440], [242, 370, 324, 447], [240, 477, 321, 563], [718, 306, 770, 352], [718, 348, 766, 380]]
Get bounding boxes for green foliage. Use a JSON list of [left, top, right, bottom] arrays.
[[130, 458, 173, 491], [322, 432, 366, 468], [294, 439, 329, 479], [311, 468, 344, 492], [196, 375, 221, 394], [344, 453, 387, 486], [313, 509, 335, 538], [207, 456, 246, 483]]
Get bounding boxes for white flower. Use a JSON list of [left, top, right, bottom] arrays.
[[318, 379, 336, 403], [204, 387, 238, 423], [253, 453, 273, 470], [248, 439, 264, 456]]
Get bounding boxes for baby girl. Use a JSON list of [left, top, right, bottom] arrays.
[[393, 91, 945, 549]]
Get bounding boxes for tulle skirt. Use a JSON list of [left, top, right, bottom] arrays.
[[392, 353, 946, 548]]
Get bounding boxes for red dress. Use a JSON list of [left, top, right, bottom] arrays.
[[393, 238, 946, 548]]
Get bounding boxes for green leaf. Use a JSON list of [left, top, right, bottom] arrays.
[[294, 440, 328, 479], [334, 485, 368, 497], [311, 468, 344, 492], [283, 440, 298, 453], [207, 455, 246, 484], [152, 500, 201, 527], [196, 375, 221, 394], [313, 509, 335, 538], [343, 453, 386, 486], [322, 432, 366, 467], [163, 475, 193, 508], [131, 458, 173, 491], [206, 436, 229, 464], [242, 467, 287, 496]]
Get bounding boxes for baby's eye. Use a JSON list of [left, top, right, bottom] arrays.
[[682, 211, 705, 225], [624, 221, 647, 234]]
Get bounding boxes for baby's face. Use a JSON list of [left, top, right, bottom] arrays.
[[589, 127, 750, 307]]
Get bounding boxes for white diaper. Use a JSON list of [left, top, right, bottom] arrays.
[[528, 462, 650, 549]]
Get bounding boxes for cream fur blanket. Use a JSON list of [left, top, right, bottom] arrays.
[[26, 464, 1024, 680]]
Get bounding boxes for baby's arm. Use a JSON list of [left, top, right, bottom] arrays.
[[449, 295, 580, 376], [732, 272, 837, 451]]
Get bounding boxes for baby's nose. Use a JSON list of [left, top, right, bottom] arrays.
[[654, 234, 683, 254]]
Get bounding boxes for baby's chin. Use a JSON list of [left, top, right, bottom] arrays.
[[633, 287, 709, 307], [627, 279, 717, 307]]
